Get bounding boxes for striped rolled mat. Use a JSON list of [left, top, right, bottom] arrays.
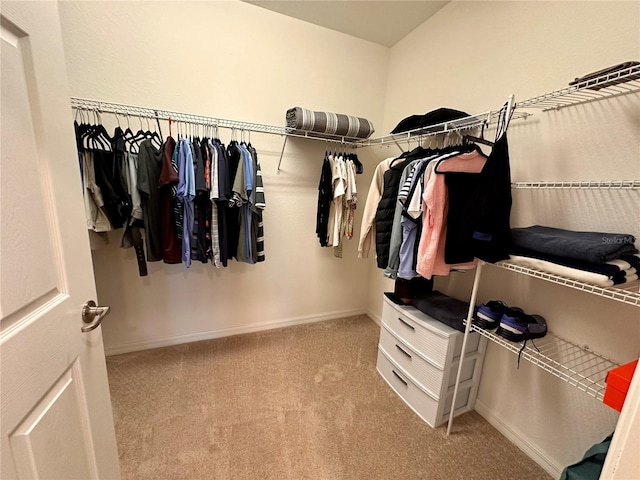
[[286, 107, 375, 139]]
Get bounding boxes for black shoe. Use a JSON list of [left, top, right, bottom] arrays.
[[496, 310, 547, 342], [472, 300, 510, 330]]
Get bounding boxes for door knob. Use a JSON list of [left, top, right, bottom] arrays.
[[81, 300, 110, 333]]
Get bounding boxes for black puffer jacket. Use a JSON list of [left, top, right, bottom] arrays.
[[374, 158, 412, 269]]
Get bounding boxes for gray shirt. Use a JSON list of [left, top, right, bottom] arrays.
[[384, 159, 421, 279]]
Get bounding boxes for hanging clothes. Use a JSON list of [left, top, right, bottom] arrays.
[[137, 139, 164, 262], [177, 137, 196, 267], [358, 157, 393, 259], [81, 150, 113, 233], [171, 140, 184, 244], [208, 140, 222, 267], [225, 141, 242, 261], [75, 120, 124, 234], [207, 140, 222, 267], [442, 161, 489, 263], [192, 137, 210, 264], [327, 153, 346, 250], [316, 153, 333, 247], [248, 144, 266, 263], [93, 149, 129, 229], [120, 132, 147, 276], [231, 142, 254, 263], [415, 151, 482, 279], [315, 149, 358, 257], [343, 156, 357, 241], [214, 138, 232, 267], [385, 158, 422, 279], [460, 133, 513, 263], [73, 113, 269, 274], [201, 139, 213, 261], [374, 147, 428, 269], [397, 157, 435, 279], [158, 136, 181, 264]]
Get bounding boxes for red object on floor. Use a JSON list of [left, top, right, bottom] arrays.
[[603, 359, 638, 412]]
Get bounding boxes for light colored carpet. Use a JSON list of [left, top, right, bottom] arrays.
[[106, 315, 551, 480]]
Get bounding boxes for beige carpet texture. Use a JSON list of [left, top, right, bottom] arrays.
[[106, 315, 551, 480]]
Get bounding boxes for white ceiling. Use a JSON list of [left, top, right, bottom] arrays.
[[242, 1, 449, 47]]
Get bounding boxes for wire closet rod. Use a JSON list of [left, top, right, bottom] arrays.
[[511, 180, 640, 189], [69, 97, 364, 146], [70, 96, 531, 149], [358, 107, 532, 148]]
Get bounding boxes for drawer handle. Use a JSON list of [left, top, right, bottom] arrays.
[[392, 370, 408, 386], [398, 317, 415, 331], [395, 344, 412, 359]]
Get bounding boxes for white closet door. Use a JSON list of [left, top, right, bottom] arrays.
[[0, 2, 120, 479]]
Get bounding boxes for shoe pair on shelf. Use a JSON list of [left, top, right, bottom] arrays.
[[473, 300, 547, 342]]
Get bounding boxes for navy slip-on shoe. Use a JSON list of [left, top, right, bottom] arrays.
[[473, 300, 511, 330], [496, 310, 547, 342]]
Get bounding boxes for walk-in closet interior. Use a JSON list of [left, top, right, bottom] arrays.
[[4, 1, 638, 479]]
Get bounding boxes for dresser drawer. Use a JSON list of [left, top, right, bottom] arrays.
[[379, 325, 445, 397], [379, 324, 480, 397], [382, 300, 450, 368], [382, 294, 483, 369], [376, 347, 472, 428]]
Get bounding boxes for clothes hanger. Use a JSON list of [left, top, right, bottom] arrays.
[[122, 113, 138, 153], [87, 109, 112, 151], [494, 94, 515, 141], [463, 118, 494, 147], [112, 113, 127, 153], [74, 108, 90, 152], [153, 110, 163, 141], [433, 137, 489, 173], [147, 116, 162, 148], [130, 115, 148, 150], [79, 108, 97, 150]]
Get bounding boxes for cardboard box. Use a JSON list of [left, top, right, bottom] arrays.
[[603, 359, 638, 412]]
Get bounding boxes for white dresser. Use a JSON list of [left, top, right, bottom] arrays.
[[376, 293, 486, 427]]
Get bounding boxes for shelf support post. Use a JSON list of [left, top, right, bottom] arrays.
[[276, 135, 288, 175], [447, 260, 485, 436]]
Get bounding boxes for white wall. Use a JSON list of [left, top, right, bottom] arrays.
[[59, 0, 389, 354], [373, 1, 640, 476]]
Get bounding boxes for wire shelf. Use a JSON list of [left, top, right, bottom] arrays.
[[470, 326, 617, 401], [70, 97, 367, 146], [71, 96, 533, 149], [516, 65, 640, 111], [71, 97, 290, 135], [358, 109, 531, 148], [512, 180, 640, 190], [494, 261, 640, 307]]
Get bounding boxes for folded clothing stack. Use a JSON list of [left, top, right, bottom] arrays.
[[411, 290, 470, 333], [285, 107, 375, 139], [510, 226, 639, 287], [569, 61, 640, 90]]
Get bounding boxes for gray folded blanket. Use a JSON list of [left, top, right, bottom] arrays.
[[511, 225, 637, 264], [286, 107, 375, 139], [411, 291, 470, 333]]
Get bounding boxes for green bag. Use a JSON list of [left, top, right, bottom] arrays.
[[560, 433, 614, 480]]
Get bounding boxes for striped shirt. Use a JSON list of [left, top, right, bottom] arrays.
[[208, 141, 222, 267], [250, 145, 266, 262]]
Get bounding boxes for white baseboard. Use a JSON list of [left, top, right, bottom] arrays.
[[366, 309, 381, 326], [475, 400, 563, 479], [104, 308, 367, 356]]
